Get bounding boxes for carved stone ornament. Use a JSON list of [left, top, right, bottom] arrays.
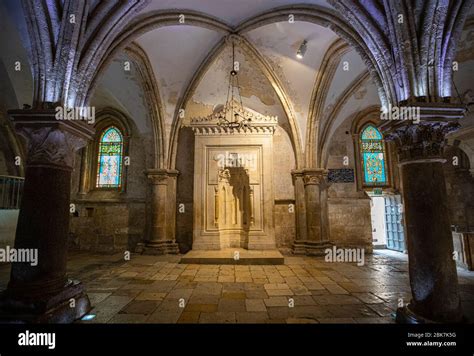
[[302, 170, 328, 186], [385, 121, 460, 162], [19, 126, 87, 169], [146, 169, 179, 185], [190, 100, 278, 135], [9, 109, 94, 170], [218, 168, 231, 182]]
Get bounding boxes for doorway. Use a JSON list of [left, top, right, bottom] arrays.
[[369, 193, 406, 252]]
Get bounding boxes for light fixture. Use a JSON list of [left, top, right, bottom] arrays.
[[216, 37, 251, 130], [296, 40, 307, 59]]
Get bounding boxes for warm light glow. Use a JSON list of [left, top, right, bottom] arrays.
[[296, 40, 307, 59]]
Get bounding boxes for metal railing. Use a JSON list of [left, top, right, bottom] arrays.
[[0, 175, 24, 209]]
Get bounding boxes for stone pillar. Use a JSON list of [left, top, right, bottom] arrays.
[[291, 170, 307, 253], [0, 109, 93, 323], [145, 169, 179, 254], [383, 112, 464, 323], [292, 169, 331, 255]]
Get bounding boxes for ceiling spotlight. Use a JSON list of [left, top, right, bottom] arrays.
[[296, 40, 307, 59]]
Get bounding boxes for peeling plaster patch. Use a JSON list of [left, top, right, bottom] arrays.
[[190, 45, 284, 120], [168, 90, 179, 105], [353, 85, 368, 100], [183, 100, 214, 125]]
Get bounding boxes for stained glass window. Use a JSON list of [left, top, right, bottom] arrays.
[[96, 126, 123, 188], [360, 125, 387, 185]]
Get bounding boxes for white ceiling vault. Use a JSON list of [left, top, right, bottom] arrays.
[[0, 0, 384, 170], [119, 0, 380, 163], [1, 0, 473, 169]]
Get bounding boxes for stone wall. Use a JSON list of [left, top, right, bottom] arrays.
[[175, 127, 195, 253], [273, 127, 296, 249], [69, 202, 145, 253], [325, 114, 373, 251], [69, 119, 151, 253], [327, 196, 372, 251], [274, 201, 295, 250], [444, 145, 474, 231]]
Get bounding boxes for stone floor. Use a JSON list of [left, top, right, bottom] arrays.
[[1, 250, 474, 323]]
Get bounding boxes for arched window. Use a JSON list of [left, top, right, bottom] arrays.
[[359, 125, 387, 185], [96, 126, 124, 188]]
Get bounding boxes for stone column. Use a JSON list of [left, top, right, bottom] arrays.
[[145, 169, 179, 254], [0, 109, 93, 323], [383, 111, 464, 323], [292, 169, 331, 255], [291, 170, 307, 253]]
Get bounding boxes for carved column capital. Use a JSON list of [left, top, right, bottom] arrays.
[[146, 169, 179, 185], [9, 109, 94, 170], [291, 169, 304, 185], [302, 169, 328, 186], [379, 103, 465, 164], [384, 122, 459, 164]]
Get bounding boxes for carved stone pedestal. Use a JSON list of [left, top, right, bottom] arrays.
[[0, 109, 93, 323]]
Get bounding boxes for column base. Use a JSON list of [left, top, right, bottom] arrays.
[[396, 304, 464, 324], [292, 241, 332, 256], [0, 279, 90, 323], [143, 240, 179, 255]]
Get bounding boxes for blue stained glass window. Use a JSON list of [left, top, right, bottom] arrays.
[[96, 127, 123, 188], [360, 125, 387, 185]]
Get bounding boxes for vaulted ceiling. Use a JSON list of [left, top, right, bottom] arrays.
[[1, 0, 473, 169]]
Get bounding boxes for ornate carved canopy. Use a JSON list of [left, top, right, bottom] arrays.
[[190, 100, 278, 135]]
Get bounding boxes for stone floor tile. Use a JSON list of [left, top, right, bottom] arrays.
[[324, 284, 349, 295], [109, 313, 149, 323], [199, 312, 236, 323], [264, 297, 290, 307], [222, 291, 246, 299], [146, 310, 183, 323], [218, 298, 246, 312], [286, 317, 318, 324], [184, 304, 218, 313], [317, 318, 357, 324], [313, 294, 362, 305], [119, 300, 160, 315], [266, 289, 294, 296], [236, 312, 269, 323], [245, 299, 267, 312], [352, 292, 386, 304], [177, 311, 201, 323], [367, 303, 396, 317]]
